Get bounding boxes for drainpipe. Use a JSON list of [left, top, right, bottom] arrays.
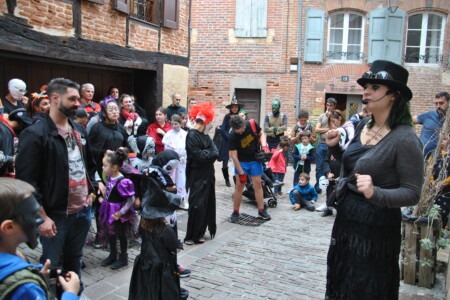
[[295, 0, 303, 116]]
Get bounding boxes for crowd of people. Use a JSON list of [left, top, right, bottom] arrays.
[[0, 59, 449, 299]]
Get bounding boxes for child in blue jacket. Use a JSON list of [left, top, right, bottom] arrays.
[[289, 173, 317, 211], [0, 178, 79, 300]]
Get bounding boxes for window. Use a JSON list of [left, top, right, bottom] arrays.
[[235, 0, 267, 38], [327, 12, 364, 62], [129, 0, 178, 29], [131, 0, 160, 24], [405, 13, 445, 64]]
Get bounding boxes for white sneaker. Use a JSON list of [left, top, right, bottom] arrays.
[[180, 199, 189, 210], [315, 204, 327, 212]]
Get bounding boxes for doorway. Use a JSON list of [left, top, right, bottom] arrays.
[[234, 88, 261, 121]]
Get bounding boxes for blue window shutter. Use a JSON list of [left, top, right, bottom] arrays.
[[252, 0, 267, 37], [304, 8, 325, 63], [368, 8, 405, 64], [385, 9, 405, 64], [235, 0, 252, 37]]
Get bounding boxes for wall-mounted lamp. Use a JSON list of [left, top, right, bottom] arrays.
[[330, 84, 335, 89], [388, 0, 399, 13]]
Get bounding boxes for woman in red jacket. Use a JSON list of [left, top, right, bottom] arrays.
[[147, 107, 172, 154]]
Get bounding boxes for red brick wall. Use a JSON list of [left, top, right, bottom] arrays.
[[189, 0, 450, 128], [11, 0, 188, 57]]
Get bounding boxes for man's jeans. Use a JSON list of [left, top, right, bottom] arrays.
[[40, 206, 92, 278], [315, 143, 328, 190]]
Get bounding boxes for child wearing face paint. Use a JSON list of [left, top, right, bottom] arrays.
[[162, 114, 188, 209], [0, 178, 80, 299], [99, 148, 137, 270]]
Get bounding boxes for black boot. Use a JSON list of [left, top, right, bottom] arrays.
[[101, 237, 117, 267], [110, 253, 128, 270], [222, 168, 231, 187]]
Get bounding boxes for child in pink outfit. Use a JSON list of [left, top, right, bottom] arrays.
[[268, 138, 290, 195]]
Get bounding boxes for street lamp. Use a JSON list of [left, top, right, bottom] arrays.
[[388, 0, 399, 13]]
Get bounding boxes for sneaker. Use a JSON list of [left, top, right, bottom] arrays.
[[179, 266, 191, 278], [315, 204, 327, 212], [228, 212, 239, 223], [258, 208, 271, 220], [321, 208, 333, 217]]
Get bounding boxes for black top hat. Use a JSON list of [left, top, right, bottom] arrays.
[[357, 60, 413, 101], [225, 98, 244, 110]]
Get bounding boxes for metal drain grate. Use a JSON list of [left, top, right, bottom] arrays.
[[230, 213, 270, 226]]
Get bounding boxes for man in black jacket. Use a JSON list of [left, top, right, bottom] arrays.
[[16, 78, 97, 289]]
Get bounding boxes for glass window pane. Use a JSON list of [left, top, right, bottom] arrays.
[[408, 14, 422, 29], [405, 47, 420, 63], [347, 45, 361, 60], [428, 14, 442, 30], [348, 14, 362, 28], [330, 29, 343, 44], [330, 14, 344, 28], [329, 44, 342, 59], [426, 30, 441, 46], [348, 29, 362, 44], [406, 30, 421, 46], [425, 47, 440, 63]]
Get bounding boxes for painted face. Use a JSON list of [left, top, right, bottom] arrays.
[[105, 102, 120, 122], [362, 84, 392, 112], [102, 156, 114, 177], [110, 88, 119, 99], [58, 87, 81, 117], [9, 79, 27, 101], [36, 99, 50, 113], [272, 100, 280, 114], [121, 96, 133, 111], [171, 120, 181, 132], [81, 86, 94, 101], [155, 110, 166, 123], [12, 195, 44, 249], [299, 177, 308, 187]]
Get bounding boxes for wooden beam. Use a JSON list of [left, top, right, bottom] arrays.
[[0, 16, 188, 71]]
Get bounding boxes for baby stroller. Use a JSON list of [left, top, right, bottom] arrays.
[[242, 156, 279, 208]]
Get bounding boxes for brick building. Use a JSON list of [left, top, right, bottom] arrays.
[[189, 0, 450, 129], [0, 0, 190, 118]]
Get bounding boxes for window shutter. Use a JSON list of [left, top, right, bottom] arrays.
[[114, 0, 129, 14], [235, 0, 252, 37], [252, 0, 267, 37], [368, 8, 405, 64], [304, 8, 325, 63], [163, 0, 179, 29]]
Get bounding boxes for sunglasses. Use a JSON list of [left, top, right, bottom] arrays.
[[361, 71, 393, 80]]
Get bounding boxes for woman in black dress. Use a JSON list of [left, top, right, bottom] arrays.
[[325, 60, 424, 300]]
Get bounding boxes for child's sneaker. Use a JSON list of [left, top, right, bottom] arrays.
[[178, 266, 191, 278], [258, 208, 271, 220]]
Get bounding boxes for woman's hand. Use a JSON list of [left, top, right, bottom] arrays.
[[355, 173, 375, 199], [325, 129, 340, 147]]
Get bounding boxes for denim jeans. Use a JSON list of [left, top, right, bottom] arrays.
[[273, 172, 285, 193], [315, 143, 328, 189], [40, 206, 92, 278]]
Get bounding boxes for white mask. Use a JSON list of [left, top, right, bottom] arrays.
[[8, 79, 27, 101]]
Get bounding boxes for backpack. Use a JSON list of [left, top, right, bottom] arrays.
[[0, 267, 55, 300]]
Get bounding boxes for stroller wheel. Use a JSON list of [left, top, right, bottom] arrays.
[[268, 198, 277, 208]]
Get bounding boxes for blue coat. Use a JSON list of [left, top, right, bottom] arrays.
[[0, 252, 77, 300], [289, 183, 318, 204]]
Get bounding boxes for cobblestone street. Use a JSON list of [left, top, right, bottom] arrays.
[[21, 162, 448, 299]]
